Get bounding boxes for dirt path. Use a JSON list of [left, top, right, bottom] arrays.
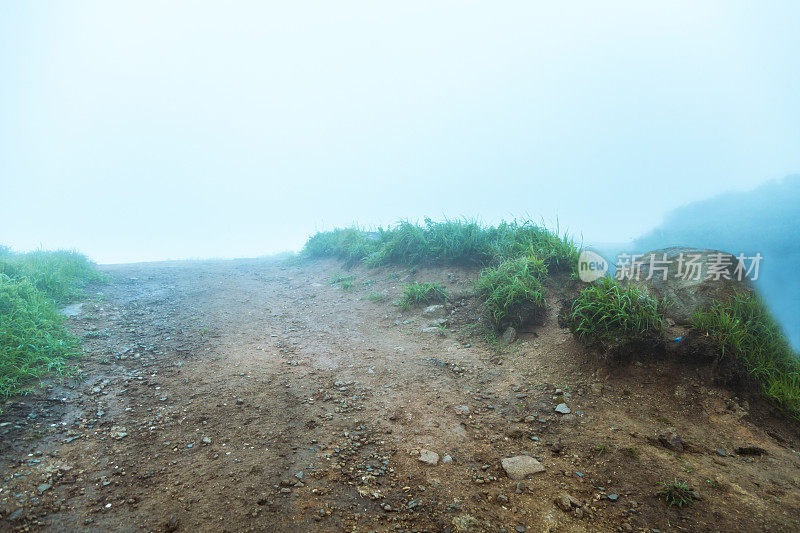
[[1, 258, 799, 532]]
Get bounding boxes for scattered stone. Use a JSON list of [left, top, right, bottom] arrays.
[[442, 454, 453, 464], [607, 493, 619, 502], [551, 438, 563, 455], [506, 425, 526, 438], [6, 509, 24, 522], [715, 448, 727, 457], [658, 430, 684, 452], [555, 493, 572, 512], [559, 414, 577, 424], [38, 483, 52, 493], [202, 437, 212, 445], [515, 526, 526, 533], [501, 326, 517, 344], [452, 514, 488, 532], [454, 405, 470, 417], [422, 305, 445, 318], [236, 398, 244, 405], [555, 492, 581, 512], [501, 455, 545, 479], [554, 403, 571, 414], [418, 449, 440, 465]]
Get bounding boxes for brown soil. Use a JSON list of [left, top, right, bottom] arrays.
[[1, 257, 799, 532]]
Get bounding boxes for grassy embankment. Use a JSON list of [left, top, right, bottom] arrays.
[[303, 218, 800, 421], [303, 219, 578, 328], [0, 247, 103, 405]]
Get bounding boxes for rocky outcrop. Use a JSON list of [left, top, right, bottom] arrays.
[[622, 247, 754, 324]]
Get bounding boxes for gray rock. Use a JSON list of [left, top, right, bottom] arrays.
[[202, 436, 212, 445], [422, 305, 445, 318], [554, 403, 571, 414], [37, 483, 51, 493], [418, 449, 440, 465], [554, 492, 572, 511], [442, 454, 453, 464], [451, 514, 490, 532], [658, 430, 684, 452], [454, 405, 471, 416], [501, 455, 545, 479], [554, 492, 581, 512], [501, 326, 517, 344], [627, 247, 753, 324]]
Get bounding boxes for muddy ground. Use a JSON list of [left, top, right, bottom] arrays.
[[1, 257, 799, 532]]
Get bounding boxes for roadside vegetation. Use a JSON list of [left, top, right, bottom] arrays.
[[692, 292, 800, 420], [303, 218, 578, 270], [302, 218, 800, 422], [567, 276, 665, 355], [477, 256, 548, 328], [304, 218, 578, 327], [0, 247, 103, 404], [398, 282, 447, 311]]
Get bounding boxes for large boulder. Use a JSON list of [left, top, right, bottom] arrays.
[[621, 247, 754, 324]]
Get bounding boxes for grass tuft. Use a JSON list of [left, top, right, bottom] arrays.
[[692, 292, 800, 420], [330, 272, 356, 290], [567, 276, 665, 354], [0, 247, 102, 405], [0, 249, 104, 304], [657, 479, 698, 508], [476, 256, 548, 329], [398, 282, 447, 311]]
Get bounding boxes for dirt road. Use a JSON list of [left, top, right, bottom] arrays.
[[1, 258, 798, 532]]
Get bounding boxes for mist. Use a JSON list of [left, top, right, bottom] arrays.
[[631, 175, 800, 349], [2, 2, 799, 265]]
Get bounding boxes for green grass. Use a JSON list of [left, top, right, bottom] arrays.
[[398, 282, 447, 311], [302, 218, 578, 270], [567, 276, 665, 354], [367, 292, 384, 302], [692, 292, 800, 420], [0, 249, 105, 304], [0, 247, 102, 405], [657, 479, 698, 508], [476, 256, 547, 329], [302, 218, 578, 331], [330, 272, 356, 290]]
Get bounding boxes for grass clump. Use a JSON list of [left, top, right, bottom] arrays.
[[476, 256, 547, 329], [304, 228, 379, 267], [657, 479, 698, 508], [692, 292, 800, 420], [567, 276, 665, 354], [303, 218, 578, 271], [0, 249, 104, 304], [0, 247, 102, 404], [0, 274, 80, 400], [398, 282, 447, 311], [330, 272, 356, 290]]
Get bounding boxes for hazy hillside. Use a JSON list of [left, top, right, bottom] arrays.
[[634, 174, 800, 349]]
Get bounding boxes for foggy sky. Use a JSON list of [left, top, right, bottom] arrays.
[[2, 2, 799, 264]]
